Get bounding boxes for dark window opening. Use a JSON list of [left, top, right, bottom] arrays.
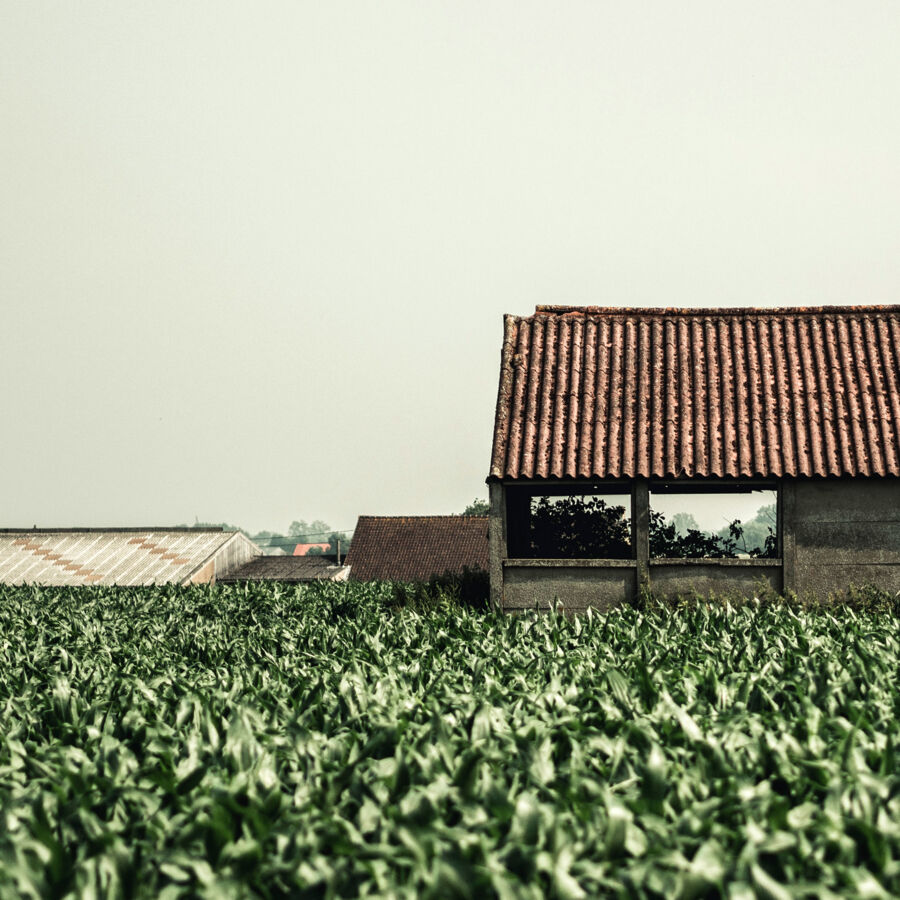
[[506, 486, 633, 559], [649, 484, 777, 559]]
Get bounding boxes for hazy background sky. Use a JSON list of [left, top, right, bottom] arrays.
[[3, 3, 900, 535]]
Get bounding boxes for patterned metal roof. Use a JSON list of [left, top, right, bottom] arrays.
[[345, 516, 488, 582], [489, 305, 900, 480], [0, 530, 249, 586]]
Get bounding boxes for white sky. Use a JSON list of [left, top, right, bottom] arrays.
[[2, 3, 899, 535], [650, 491, 777, 535]]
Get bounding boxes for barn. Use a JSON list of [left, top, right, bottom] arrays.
[[487, 305, 900, 612], [0, 527, 258, 586], [346, 516, 488, 582]]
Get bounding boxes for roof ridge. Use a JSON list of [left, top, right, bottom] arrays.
[[355, 515, 489, 521], [0, 527, 229, 534], [533, 304, 900, 317]]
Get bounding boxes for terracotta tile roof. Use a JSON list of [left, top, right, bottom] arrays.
[[217, 555, 349, 583], [345, 516, 489, 582], [489, 305, 900, 480], [292, 542, 331, 556]]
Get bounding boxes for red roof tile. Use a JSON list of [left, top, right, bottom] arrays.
[[292, 543, 330, 556], [489, 305, 900, 480], [345, 516, 489, 582]]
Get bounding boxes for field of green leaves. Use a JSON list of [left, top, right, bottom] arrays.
[[1, 583, 899, 898]]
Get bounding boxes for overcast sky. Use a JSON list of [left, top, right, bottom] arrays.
[[3, 3, 899, 535]]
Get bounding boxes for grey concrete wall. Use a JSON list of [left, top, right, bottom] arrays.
[[503, 562, 636, 612], [489, 481, 505, 612], [492, 477, 900, 610], [792, 478, 900, 597], [649, 561, 781, 598]]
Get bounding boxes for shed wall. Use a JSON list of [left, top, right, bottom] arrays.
[[792, 479, 900, 597], [648, 561, 781, 598], [503, 562, 634, 612], [491, 477, 900, 611]]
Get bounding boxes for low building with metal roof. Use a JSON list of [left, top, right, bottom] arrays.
[[0, 527, 258, 586], [217, 555, 350, 583], [345, 516, 488, 582], [488, 305, 900, 611]]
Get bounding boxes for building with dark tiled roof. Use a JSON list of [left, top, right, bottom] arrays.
[[488, 305, 900, 611], [345, 516, 488, 582]]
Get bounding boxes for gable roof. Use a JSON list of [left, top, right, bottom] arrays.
[[217, 555, 350, 583], [489, 305, 900, 481], [345, 516, 488, 582], [0, 528, 257, 586]]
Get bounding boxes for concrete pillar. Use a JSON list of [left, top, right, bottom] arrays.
[[633, 478, 650, 600], [488, 481, 505, 612], [780, 478, 795, 596]]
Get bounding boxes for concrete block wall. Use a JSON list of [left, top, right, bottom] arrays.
[[790, 478, 900, 598]]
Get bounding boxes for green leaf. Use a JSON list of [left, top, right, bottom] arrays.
[[529, 737, 555, 786], [750, 864, 793, 900]]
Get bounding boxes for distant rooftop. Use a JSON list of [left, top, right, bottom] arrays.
[[345, 516, 488, 582], [0, 529, 254, 586], [292, 542, 331, 556], [0, 526, 225, 533], [217, 555, 349, 583]]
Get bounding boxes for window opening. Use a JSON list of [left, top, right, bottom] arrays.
[[649, 485, 777, 559], [506, 486, 633, 559]]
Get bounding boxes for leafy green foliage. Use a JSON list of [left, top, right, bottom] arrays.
[[530, 496, 632, 558], [462, 499, 491, 516], [288, 519, 332, 540], [1, 584, 899, 897], [649, 511, 743, 558], [390, 566, 490, 611], [717, 504, 778, 556], [306, 532, 351, 558]]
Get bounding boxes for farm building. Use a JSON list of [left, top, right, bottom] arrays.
[[0, 527, 258, 586], [488, 305, 900, 612], [346, 516, 488, 581], [217, 555, 350, 583]]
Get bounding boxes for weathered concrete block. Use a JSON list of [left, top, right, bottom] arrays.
[[503, 564, 635, 612], [793, 478, 900, 595], [649, 562, 781, 599]]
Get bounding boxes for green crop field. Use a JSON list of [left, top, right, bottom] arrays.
[[1, 583, 899, 899]]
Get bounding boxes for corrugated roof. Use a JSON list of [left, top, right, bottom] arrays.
[[489, 305, 900, 480], [346, 516, 489, 582], [218, 556, 349, 583], [0, 530, 248, 586]]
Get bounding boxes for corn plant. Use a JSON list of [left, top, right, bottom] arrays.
[[1, 583, 898, 898]]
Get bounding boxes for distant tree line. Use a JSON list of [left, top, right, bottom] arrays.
[[186, 519, 351, 557]]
